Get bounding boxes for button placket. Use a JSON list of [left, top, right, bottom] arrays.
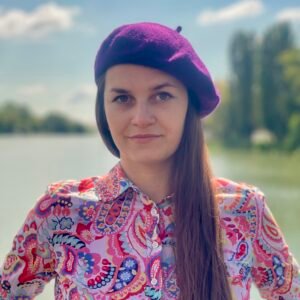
[[144, 203, 163, 290], [150, 204, 160, 251], [145, 202, 162, 259], [151, 206, 159, 217], [151, 278, 158, 285], [152, 241, 159, 249], [142, 197, 161, 289]]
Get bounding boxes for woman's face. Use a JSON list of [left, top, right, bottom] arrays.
[[104, 64, 188, 165]]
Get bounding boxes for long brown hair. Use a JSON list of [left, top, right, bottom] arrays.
[[95, 74, 232, 300]]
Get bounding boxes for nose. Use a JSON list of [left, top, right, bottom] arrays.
[[131, 102, 156, 127]]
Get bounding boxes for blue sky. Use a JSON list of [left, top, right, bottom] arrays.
[[1, 0, 300, 125]]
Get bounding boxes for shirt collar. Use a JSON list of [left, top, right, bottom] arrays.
[[94, 161, 132, 202], [95, 161, 174, 207]]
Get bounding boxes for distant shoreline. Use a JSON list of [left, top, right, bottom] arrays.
[[0, 131, 98, 136], [0, 102, 96, 134]]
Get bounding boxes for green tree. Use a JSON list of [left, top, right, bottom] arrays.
[[40, 112, 88, 133], [285, 113, 300, 150], [278, 48, 300, 110], [0, 102, 40, 133], [278, 49, 300, 150], [226, 31, 256, 145], [0, 101, 92, 134], [204, 79, 231, 145], [258, 22, 295, 140]]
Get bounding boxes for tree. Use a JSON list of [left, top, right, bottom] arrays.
[[278, 48, 300, 150], [278, 48, 300, 110], [258, 22, 295, 140], [0, 102, 92, 134], [40, 112, 88, 133], [0, 102, 40, 133], [226, 31, 256, 145]]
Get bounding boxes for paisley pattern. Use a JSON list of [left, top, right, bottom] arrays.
[[0, 162, 299, 299]]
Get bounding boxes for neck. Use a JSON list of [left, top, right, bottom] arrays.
[[120, 158, 173, 203]]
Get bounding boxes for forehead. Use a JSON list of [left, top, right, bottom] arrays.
[[104, 64, 185, 89]]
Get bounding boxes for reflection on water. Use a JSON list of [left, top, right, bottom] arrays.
[[0, 135, 299, 299]]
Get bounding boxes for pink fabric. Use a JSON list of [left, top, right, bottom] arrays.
[[1, 162, 299, 299]]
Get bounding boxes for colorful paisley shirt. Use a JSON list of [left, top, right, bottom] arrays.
[[0, 161, 299, 299]]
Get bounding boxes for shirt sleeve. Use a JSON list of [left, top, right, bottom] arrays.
[[0, 187, 57, 299], [251, 189, 300, 299]]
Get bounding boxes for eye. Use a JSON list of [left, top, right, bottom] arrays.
[[113, 94, 130, 103], [156, 92, 173, 101]]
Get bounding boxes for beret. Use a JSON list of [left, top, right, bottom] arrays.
[[94, 22, 220, 118]]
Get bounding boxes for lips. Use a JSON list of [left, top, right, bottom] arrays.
[[128, 134, 162, 143], [129, 134, 161, 138]]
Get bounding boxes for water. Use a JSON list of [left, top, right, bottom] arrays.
[[0, 135, 299, 299]]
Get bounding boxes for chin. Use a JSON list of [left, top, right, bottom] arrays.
[[127, 152, 174, 165]]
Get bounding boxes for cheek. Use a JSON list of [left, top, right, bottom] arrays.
[[173, 120, 186, 143], [169, 105, 187, 136], [105, 108, 128, 144]]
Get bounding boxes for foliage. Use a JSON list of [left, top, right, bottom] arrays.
[[259, 22, 295, 140], [284, 113, 300, 151], [278, 48, 300, 109], [207, 22, 300, 151], [0, 102, 94, 134]]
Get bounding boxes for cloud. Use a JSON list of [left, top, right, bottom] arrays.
[[67, 84, 97, 104], [17, 84, 48, 97], [56, 84, 97, 125], [0, 2, 80, 39], [276, 8, 300, 23], [196, 0, 264, 26]]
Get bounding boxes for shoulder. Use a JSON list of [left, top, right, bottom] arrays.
[[213, 177, 269, 252], [32, 175, 103, 217], [33, 167, 122, 219], [213, 177, 263, 195], [45, 174, 108, 202], [212, 177, 266, 218], [213, 177, 265, 200]]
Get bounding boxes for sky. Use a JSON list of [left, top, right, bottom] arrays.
[[1, 0, 300, 125]]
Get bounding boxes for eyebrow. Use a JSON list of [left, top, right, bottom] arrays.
[[109, 82, 177, 93]]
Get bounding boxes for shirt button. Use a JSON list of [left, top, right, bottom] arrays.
[[151, 207, 158, 216], [152, 241, 159, 249], [151, 278, 157, 285]]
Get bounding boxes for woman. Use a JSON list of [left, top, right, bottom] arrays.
[[0, 22, 299, 300]]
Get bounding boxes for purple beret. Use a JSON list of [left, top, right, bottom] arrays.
[[94, 22, 220, 118]]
